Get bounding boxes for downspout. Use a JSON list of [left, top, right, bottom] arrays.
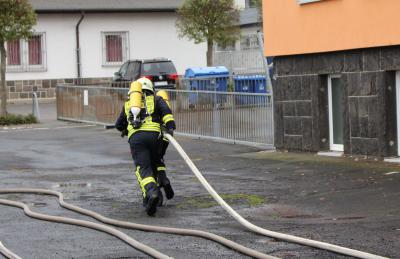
[[76, 12, 85, 84]]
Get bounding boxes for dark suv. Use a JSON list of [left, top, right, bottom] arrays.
[[113, 58, 178, 89]]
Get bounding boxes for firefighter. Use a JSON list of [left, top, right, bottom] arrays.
[[115, 77, 175, 216]]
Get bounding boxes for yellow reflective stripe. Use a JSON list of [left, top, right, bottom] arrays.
[[163, 137, 169, 142], [162, 114, 174, 124], [157, 166, 166, 171], [135, 166, 146, 197], [145, 95, 155, 114], [141, 176, 156, 187]]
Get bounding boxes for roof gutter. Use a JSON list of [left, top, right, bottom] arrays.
[[76, 11, 84, 82], [35, 9, 177, 14]]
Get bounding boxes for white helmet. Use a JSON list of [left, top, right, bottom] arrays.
[[137, 77, 154, 93]]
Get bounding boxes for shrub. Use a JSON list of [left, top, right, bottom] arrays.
[[0, 114, 38, 126]]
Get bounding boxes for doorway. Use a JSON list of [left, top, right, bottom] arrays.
[[328, 75, 344, 152], [396, 72, 400, 156]]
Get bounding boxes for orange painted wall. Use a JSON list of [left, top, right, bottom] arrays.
[[263, 0, 400, 56]]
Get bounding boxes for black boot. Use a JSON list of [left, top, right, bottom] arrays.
[[157, 189, 164, 206], [145, 188, 160, 216], [158, 171, 174, 200]]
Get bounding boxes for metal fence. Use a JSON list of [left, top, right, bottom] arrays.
[[57, 79, 274, 147]]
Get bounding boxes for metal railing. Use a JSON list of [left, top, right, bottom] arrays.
[[56, 80, 274, 147]]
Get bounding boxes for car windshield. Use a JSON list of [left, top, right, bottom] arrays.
[[141, 61, 176, 75]]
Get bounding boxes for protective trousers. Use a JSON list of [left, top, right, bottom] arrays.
[[156, 139, 169, 185], [155, 138, 174, 200], [129, 131, 160, 199]]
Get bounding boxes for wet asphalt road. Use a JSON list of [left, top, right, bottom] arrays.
[[0, 104, 399, 259]]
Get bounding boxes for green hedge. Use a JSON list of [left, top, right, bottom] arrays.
[[0, 114, 38, 126]]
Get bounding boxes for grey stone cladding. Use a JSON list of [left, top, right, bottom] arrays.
[[273, 45, 400, 157], [6, 77, 112, 101]]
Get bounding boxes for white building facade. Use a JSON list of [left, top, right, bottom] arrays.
[[6, 13, 207, 81], [5, 0, 209, 100], [4, 0, 253, 100]]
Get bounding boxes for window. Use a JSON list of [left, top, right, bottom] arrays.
[[245, 0, 259, 8], [298, 0, 322, 4], [215, 41, 236, 52], [102, 32, 129, 66], [240, 35, 259, 50], [6, 33, 46, 72]]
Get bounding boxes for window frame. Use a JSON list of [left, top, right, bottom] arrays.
[[215, 41, 237, 52], [6, 32, 47, 73], [245, 0, 259, 8], [240, 34, 259, 50], [101, 31, 129, 67], [298, 0, 322, 4]]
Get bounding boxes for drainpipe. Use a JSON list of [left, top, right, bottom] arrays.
[[76, 12, 85, 84]]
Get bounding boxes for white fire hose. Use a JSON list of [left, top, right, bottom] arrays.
[[0, 131, 389, 259], [0, 196, 171, 259], [0, 241, 22, 259], [163, 133, 389, 259], [0, 189, 277, 259]]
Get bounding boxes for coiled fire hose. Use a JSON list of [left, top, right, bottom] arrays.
[[0, 189, 277, 259], [163, 133, 390, 259]]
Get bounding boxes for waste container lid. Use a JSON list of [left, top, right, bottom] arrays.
[[233, 75, 266, 80], [184, 66, 229, 78]]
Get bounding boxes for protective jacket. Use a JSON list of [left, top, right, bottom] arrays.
[[115, 95, 175, 138]]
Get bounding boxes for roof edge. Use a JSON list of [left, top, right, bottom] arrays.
[[35, 8, 177, 14]]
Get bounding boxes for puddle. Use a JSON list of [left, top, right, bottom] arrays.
[[327, 216, 365, 221], [53, 183, 92, 188], [282, 214, 321, 219], [32, 202, 47, 207], [176, 193, 265, 209], [385, 172, 400, 175]]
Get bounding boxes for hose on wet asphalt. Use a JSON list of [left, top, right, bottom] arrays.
[[0, 195, 172, 259], [164, 133, 390, 259], [0, 241, 22, 259], [0, 189, 277, 259]]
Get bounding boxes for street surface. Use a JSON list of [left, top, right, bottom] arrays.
[[0, 103, 398, 259]]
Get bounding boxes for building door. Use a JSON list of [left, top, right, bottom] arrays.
[[396, 72, 400, 156], [328, 75, 344, 151]]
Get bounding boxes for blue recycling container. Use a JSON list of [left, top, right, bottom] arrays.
[[234, 75, 268, 105], [184, 66, 229, 106]]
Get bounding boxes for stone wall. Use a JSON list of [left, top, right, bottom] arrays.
[[273, 45, 400, 157], [6, 77, 112, 102]]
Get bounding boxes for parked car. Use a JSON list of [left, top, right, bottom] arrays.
[[113, 58, 178, 89]]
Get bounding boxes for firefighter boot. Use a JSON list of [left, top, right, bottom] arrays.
[[145, 187, 160, 216], [143, 192, 163, 207], [158, 171, 174, 200], [157, 189, 164, 207]]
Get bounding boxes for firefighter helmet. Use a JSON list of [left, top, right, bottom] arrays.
[[137, 77, 154, 93]]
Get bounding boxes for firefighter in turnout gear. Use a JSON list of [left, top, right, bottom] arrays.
[[115, 77, 176, 216]]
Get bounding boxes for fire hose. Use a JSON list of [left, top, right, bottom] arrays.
[[0, 131, 389, 259], [0, 188, 277, 259], [0, 241, 22, 259], [163, 132, 389, 259]]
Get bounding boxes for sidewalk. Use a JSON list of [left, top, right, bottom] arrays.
[[7, 101, 57, 122]]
